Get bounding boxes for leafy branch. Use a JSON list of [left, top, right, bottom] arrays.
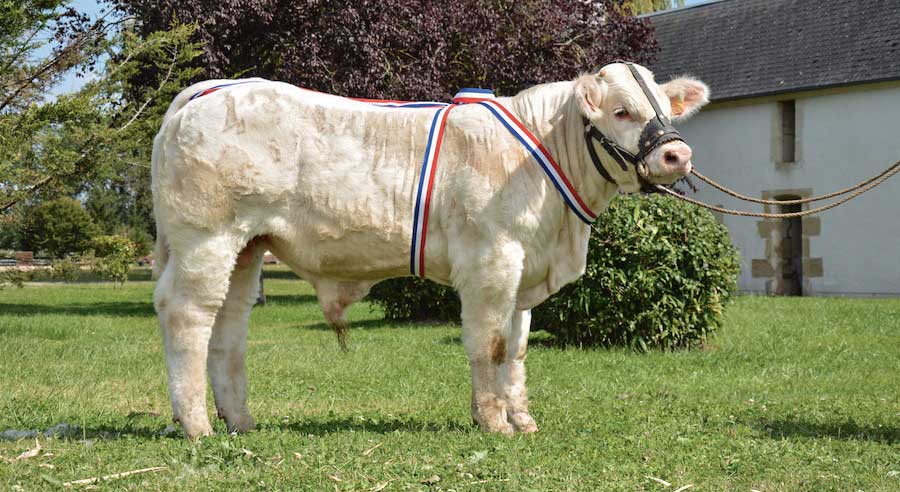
[[0, 19, 201, 217]]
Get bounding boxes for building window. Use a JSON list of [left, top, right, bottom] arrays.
[[778, 100, 796, 163]]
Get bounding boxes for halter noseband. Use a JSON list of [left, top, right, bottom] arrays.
[[583, 61, 685, 192]]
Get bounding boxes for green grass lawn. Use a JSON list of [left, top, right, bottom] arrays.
[[1, 274, 898, 491]]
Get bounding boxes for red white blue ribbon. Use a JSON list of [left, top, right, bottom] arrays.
[[476, 99, 598, 225], [410, 105, 455, 277], [408, 90, 597, 277], [351, 98, 448, 109], [189, 80, 264, 100], [452, 88, 495, 104]]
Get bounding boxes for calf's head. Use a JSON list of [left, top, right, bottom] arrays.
[[575, 62, 709, 185]]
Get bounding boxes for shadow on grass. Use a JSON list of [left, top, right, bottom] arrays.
[[0, 295, 318, 319], [303, 318, 394, 331], [1, 419, 172, 442], [295, 310, 453, 332], [0, 301, 156, 318], [262, 269, 302, 280], [272, 415, 472, 435], [756, 418, 899, 444], [438, 331, 557, 348], [262, 294, 317, 306], [4, 414, 473, 442]]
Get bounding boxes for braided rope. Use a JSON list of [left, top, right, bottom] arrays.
[[654, 159, 900, 218], [690, 161, 900, 205]]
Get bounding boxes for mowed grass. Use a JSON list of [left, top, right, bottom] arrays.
[[1, 273, 898, 491]]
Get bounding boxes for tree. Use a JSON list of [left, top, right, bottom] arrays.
[[115, 0, 658, 101], [0, 2, 202, 231], [20, 197, 100, 257], [624, 0, 685, 15], [1, 1, 102, 112], [0, 210, 24, 250], [83, 172, 156, 238]]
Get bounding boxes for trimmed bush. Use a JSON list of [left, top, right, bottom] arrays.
[[368, 278, 460, 322], [0, 269, 30, 289], [532, 195, 739, 350], [368, 195, 739, 350]]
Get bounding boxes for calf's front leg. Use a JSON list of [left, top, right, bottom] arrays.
[[454, 242, 524, 435], [498, 309, 538, 433]]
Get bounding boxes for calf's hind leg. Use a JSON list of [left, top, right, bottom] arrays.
[[153, 234, 240, 440], [207, 239, 265, 433]]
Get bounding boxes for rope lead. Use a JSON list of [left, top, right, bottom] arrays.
[[655, 159, 900, 218]]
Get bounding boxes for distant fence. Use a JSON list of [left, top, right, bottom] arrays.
[[1, 252, 57, 268], [0, 258, 51, 268]]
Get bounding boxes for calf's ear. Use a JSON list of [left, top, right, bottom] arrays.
[[660, 77, 710, 121], [574, 74, 605, 121]]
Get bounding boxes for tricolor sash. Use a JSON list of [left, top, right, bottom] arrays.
[[408, 89, 597, 277]]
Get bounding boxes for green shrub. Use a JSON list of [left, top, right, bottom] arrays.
[[126, 228, 153, 258], [368, 195, 739, 350], [367, 278, 460, 322], [0, 269, 31, 289], [532, 194, 739, 350], [92, 235, 137, 285], [50, 257, 81, 283]]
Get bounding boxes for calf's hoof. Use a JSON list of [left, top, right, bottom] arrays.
[[185, 428, 214, 441], [175, 415, 214, 441], [472, 396, 514, 435], [477, 418, 515, 436], [508, 412, 539, 433], [225, 413, 256, 434]]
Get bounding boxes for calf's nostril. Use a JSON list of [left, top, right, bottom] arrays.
[[664, 151, 680, 165]]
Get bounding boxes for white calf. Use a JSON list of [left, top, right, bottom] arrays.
[[151, 63, 709, 438]]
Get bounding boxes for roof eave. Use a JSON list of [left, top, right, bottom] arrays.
[[638, 0, 734, 19], [710, 76, 900, 103]]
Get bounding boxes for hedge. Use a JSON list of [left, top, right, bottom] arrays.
[[532, 194, 739, 350]]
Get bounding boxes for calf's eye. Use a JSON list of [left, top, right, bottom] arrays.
[[613, 108, 630, 120]]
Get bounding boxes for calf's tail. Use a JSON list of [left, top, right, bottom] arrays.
[[152, 230, 168, 280]]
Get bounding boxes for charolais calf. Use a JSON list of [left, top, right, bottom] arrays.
[[151, 62, 709, 439]]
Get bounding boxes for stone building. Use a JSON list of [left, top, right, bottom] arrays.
[[647, 0, 900, 296]]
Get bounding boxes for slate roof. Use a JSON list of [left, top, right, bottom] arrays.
[[645, 0, 900, 102]]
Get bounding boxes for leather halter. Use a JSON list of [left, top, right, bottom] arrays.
[[583, 62, 685, 192]]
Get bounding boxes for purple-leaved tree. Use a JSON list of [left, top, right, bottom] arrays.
[[113, 0, 657, 100]]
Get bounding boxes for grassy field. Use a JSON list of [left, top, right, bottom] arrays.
[[1, 273, 898, 491]]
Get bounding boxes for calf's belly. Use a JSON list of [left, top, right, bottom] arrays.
[[263, 224, 413, 282]]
